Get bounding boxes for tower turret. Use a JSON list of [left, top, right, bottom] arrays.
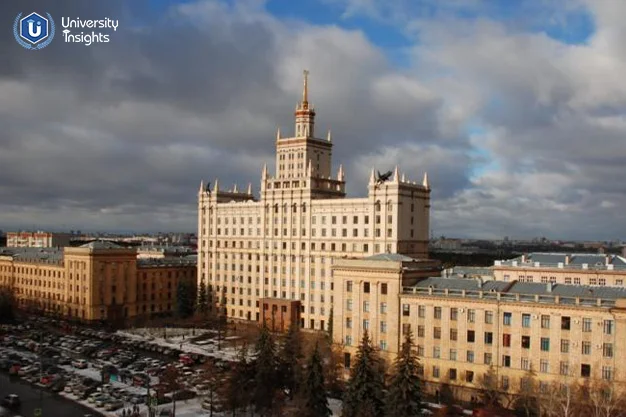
[[295, 70, 315, 138]]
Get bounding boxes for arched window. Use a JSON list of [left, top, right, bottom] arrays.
[[293, 204, 297, 213], [274, 204, 279, 214], [375, 200, 381, 212], [387, 200, 393, 211], [302, 203, 307, 213]]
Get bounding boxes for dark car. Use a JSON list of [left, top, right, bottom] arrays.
[[1, 394, 20, 409]]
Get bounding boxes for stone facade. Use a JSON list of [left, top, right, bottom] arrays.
[[197, 71, 434, 330]]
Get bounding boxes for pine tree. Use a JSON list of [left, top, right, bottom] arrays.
[[197, 281, 208, 315], [342, 330, 386, 417], [300, 343, 332, 417], [385, 330, 422, 417], [327, 306, 334, 342], [279, 322, 303, 399], [176, 280, 195, 318], [223, 344, 254, 417], [253, 324, 279, 416]]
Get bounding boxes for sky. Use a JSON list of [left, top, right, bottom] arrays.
[[1, 0, 625, 240]]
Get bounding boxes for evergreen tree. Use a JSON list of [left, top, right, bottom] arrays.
[[176, 281, 195, 318], [197, 281, 208, 315], [253, 324, 279, 416], [327, 306, 334, 342], [0, 288, 15, 323], [223, 344, 254, 417], [301, 343, 331, 417], [385, 330, 422, 417], [279, 322, 303, 399], [342, 330, 386, 417]]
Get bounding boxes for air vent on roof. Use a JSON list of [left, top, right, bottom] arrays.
[[490, 289, 496, 293]]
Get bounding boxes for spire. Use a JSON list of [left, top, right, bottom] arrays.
[[276, 127, 281, 141], [401, 173, 406, 182], [302, 69, 309, 109], [199, 180, 204, 193], [307, 159, 312, 177], [422, 172, 429, 188], [233, 184, 238, 193], [262, 164, 268, 180], [338, 164, 344, 181], [393, 165, 399, 182], [327, 129, 332, 142], [247, 183, 252, 195], [214, 178, 219, 192], [369, 168, 376, 185]]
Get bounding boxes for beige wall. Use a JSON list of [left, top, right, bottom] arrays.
[[493, 265, 626, 287]]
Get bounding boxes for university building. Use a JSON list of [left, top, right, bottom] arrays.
[[332, 256, 626, 399], [6, 231, 71, 248], [197, 70, 436, 331], [0, 241, 196, 322], [492, 252, 626, 287]]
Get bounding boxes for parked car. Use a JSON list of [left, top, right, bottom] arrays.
[[1, 394, 20, 409]]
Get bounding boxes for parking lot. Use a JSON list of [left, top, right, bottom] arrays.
[[0, 317, 239, 416]]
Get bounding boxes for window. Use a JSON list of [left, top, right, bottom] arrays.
[[417, 345, 424, 356], [449, 368, 457, 380], [540, 338, 550, 352], [346, 299, 353, 311], [603, 343, 613, 358], [560, 339, 569, 353], [522, 314, 531, 328], [418, 305, 426, 318], [582, 342, 591, 355], [402, 323, 411, 335], [485, 311, 493, 324], [346, 281, 353, 292], [581, 364, 591, 378], [380, 302, 387, 314], [379, 340, 387, 351], [433, 347, 440, 358], [560, 362, 569, 376], [467, 351, 474, 363], [364, 282, 370, 293], [466, 371, 474, 383], [434, 307, 442, 319], [502, 355, 511, 367], [345, 336, 352, 346], [450, 329, 458, 341], [381, 283, 388, 295], [503, 334, 511, 347], [604, 320, 614, 335], [501, 376, 509, 390], [380, 321, 387, 333], [345, 318, 352, 329], [363, 301, 370, 312], [561, 316, 571, 330], [417, 325, 425, 337], [602, 366, 613, 381], [484, 332, 493, 345], [363, 320, 369, 330], [467, 309, 476, 323], [467, 330, 475, 343], [450, 308, 458, 321], [521, 358, 530, 370], [432, 366, 440, 378], [449, 349, 457, 361], [484, 353, 492, 365], [402, 304, 410, 316], [583, 318, 592, 332], [541, 315, 550, 329], [521, 336, 531, 349], [503, 312, 512, 325], [540, 360, 549, 373], [434, 327, 441, 339]]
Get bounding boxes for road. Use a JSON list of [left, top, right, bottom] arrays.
[[0, 373, 104, 417]]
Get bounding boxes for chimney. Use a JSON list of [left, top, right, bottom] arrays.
[[565, 255, 570, 265], [547, 282, 554, 293], [521, 254, 527, 263]]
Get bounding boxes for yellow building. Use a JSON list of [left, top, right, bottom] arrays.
[[493, 253, 626, 287], [0, 241, 196, 322], [333, 256, 626, 400], [197, 70, 436, 330]]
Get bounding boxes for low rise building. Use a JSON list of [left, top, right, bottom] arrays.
[[6, 231, 71, 248], [493, 253, 626, 287], [333, 256, 626, 400], [0, 241, 196, 322]]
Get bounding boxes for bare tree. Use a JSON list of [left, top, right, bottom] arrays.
[[584, 380, 626, 417], [161, 365, 183, 417]]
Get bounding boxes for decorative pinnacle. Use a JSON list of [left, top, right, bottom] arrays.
[[422, 172, 429, 188], [302, 69, 309, 108]]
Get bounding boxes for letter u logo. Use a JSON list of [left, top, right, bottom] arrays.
[[27, 19, 41, 37]]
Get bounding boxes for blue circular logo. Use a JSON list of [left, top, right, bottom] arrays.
[[14, 12, 55, 50]]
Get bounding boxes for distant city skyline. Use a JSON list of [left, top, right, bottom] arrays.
[[1, 0, 625, 240]]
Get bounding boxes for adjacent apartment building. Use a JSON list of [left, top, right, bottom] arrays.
[[6, 231, 72, 248], [493, 253, 626, 287], [197, 70, 437, 330], [0, 241, 196, 322], [333, 256, 626, 400]]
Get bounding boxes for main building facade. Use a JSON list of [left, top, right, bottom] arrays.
[[197, 71, 435, 330]]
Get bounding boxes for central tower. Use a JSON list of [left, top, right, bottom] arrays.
[[266, 70, 345, 199]]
